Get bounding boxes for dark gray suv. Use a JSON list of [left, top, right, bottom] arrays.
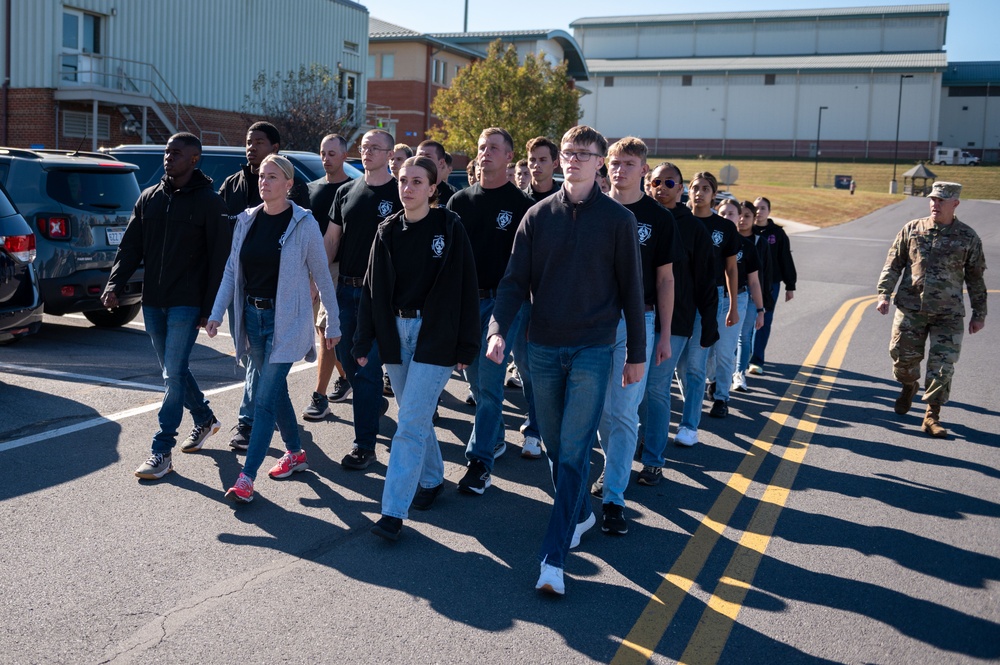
[[0, 184, 43, 343], [0, 148, 143, 327]]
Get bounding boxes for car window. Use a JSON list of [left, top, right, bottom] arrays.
[[0, 163, 9, 186], [195, 155, 247, 188], [45, 169, 141, 211], [287, 154, 325, 181], [114, 153, 163, 188], [0, 182, 18, 216]]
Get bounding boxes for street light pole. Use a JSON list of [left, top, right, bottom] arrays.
[[464, 0, 469, 31], [813, 106, 828, 188], [891, 74, 914, 194]]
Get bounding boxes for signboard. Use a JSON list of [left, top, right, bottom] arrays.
[[834, 175, 852, 190]]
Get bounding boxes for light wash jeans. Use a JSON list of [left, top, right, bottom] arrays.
[[530, 342, 613, 569], [229, 301, 256, 430], [596, 312, 655, 506], [381, 317, 454, 520], [676, 311, 709, 433], [241, 303, 298, 481], [638, 333, 690, 468], [709, 288, 749, 403], [736, 296, 758, 375], [144, 305, 213, 454]]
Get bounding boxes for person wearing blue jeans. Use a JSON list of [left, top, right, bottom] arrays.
[[509, 300, 542, 457], [354, 156, 480, 541], [487, 126, 646, 596], [749, 196, 796, 374], [103, 133, 230, 481]]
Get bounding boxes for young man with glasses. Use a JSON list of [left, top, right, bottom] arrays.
[[327, 129, 401, 469], [486, 125, 645, 596]]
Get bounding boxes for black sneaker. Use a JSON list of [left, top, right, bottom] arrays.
[[341, 446, 377, 470], [229, 424, 252, 451], [590, 471, 605, 498], [371, 515, 402, 541], [180, 417, 221, 453], [329, 376, 352, 402], [465, 391, 476, 406], [458, 460, 491, 495], [637, 465, 662, 486], [383, 373, 394, 397], [379, 396, 390, 417], [602, 503, 628, 535], [302, 392, 330, 421], [709, 399, 728, 418], [412, 483, 443, 511], [493, 440, 507, 460]]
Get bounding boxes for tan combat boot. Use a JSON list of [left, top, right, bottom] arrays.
[[921, 404, 948, 438], [894, 381, 919, 415]]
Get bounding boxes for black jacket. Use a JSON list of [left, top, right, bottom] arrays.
[[218, 163, 311, 222], [669, 203, 719, 346], [751, 232, 775, 311], [755, 219, 796, 291], [353, 208, 481, 367], [105, 169, 230, 318]]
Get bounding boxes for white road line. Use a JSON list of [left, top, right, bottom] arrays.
[[0, 361, 317, 454], [0, 362, 164, 392], [62, 313, 233, 337]]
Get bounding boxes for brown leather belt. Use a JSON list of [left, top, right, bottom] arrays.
[[339, 275, 364, 288], [395, 309, 421, 319]]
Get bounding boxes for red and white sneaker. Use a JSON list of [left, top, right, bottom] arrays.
[[268, 450, 309, 479], [225, 472, 254, 503]]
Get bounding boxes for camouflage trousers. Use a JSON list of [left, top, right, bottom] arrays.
[[889, 307, 964, 405]]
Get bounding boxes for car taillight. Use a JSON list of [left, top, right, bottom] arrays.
[[2, 233, 36, 262], [37, 216, 70, 239]]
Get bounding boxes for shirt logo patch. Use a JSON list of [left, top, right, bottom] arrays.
[[768, 234, 776, 245], [736, 249, 744, 262], [496, 210, 514, 229], [711, 229, 724, 246], [377, 200, 394, 217], [431, 235, 445, 257], [637, 223, 652, 245]]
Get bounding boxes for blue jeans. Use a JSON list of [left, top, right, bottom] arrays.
[[381, 317, 453, 519], [639, 333, 690, 468], [676, 311, 709, 433], [751, 283, 782, 367], [509, 301, 540, 440], [144, 305, 213, 454], [241, 304, 298, 481], [736, 296, 757, 375], [466, 298, 524, 470], [596, 312, 655, 506], [530, 342, 613, 569], [709, 289, 749, 403], [228, 302, 256, 429], [336, 283, 385, 451]]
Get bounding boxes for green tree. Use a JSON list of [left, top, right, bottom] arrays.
[[429, 41, 581, 158], [242, 63, 358, 151]]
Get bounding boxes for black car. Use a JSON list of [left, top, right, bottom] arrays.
[[0, 184, 43, 343]]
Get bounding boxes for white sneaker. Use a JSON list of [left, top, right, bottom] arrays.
[[675, 426, 699, 447], [536, 561, 565, 595], [521, 435, 542, 459], [748, 363, 763, 376], [506, 367, 523, 389], [732, 371, 748, 393], [570, 512, 596, 549]]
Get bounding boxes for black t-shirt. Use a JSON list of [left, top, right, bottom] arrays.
[[436, 181, 457, 207], [308, 176, 351, 236], [332, 177, 402, 278], [624, 195, 678, 306], [240, 207, 292, 299], [697, 212, 741, 288], [736, 234, 761, 290], [525, 183, 558, 203], [446, 181, 534, 290], [390, 208, 448, 310]]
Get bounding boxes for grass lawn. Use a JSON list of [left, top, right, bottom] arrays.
[[649, 157, 999, 227]]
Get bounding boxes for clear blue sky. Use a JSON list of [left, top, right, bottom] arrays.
[[361, 0, 999, 62]]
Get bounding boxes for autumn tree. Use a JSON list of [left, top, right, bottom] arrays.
[[429, 41, 581, 158], [242, 63, 358, 151]]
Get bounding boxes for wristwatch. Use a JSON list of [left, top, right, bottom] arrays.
[[756, 308, 765, 313]]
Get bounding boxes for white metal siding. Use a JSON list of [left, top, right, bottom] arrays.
[[752, 21, 817, 56], [883, 16, 944, 51], [693, 22, 753, 57], [637, 25, 693, 58], [816, 19, 883, 54]]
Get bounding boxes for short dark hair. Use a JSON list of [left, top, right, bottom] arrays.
[[247, 121, 280, 145], [755, 196, 772, 210], [652, 161, 683, 184], [401, 156, 439, 205], [168, 132, 202, 153], [479, 127, 514, 153], [365, 129, 395, 149], [526, 136, 558, 161], [444, 152, 453, 166], [417, 140, 446, 161], [321, 133, 348, 151], [741, 200, 758, 217], [691, 171, 719, 194], [561, 125, 607, 156]]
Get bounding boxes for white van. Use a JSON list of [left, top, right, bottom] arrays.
[[934, 147, 980, 166]]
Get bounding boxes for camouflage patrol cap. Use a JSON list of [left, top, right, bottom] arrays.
[[928, 181, 962, 200]]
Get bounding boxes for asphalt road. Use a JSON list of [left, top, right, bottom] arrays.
[[1, 196, 997, 664]]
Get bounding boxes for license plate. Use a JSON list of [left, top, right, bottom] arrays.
[[106, 227, 126, 246]]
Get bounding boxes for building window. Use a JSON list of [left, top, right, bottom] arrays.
[[62, 110, 110, 140], [968, 142, 976, 147], [367, 55, 376, 78], [433, 59, 444, 84], [682, 75, 692, 87], [455, 64, 461, 79], [381, 54, 394, 79], [962, 105, 969, 111], [765, 74, 776, 85], [60, 9, 102, 83], [604, 76, 614, 87], [343, 41, 359, 54]]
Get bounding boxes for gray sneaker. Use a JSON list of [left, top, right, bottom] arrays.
[[181, 418, 221, 453], [302, 391, 330, 421], [329, 376, 352, 402], [135, 452, 173, 480]]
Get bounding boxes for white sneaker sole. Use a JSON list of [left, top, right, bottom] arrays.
[[135, 463, 173, 480], [181, 420, 222, 453]]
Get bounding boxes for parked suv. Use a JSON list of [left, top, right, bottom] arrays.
[[0, 148, 143, 327], [102, 144, 362, 191], [0, 183, 43, 343]]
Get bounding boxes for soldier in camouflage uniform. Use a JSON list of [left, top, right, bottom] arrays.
[[875, 181, 988, 438]]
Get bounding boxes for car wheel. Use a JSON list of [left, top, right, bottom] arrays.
[[83, 303, 142, 328]]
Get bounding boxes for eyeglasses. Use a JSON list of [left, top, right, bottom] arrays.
[[649, 178, 678, 189], [560, 150, 602, 162], [360, 145, 390, 154]]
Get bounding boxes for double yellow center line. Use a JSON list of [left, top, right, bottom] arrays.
[[614, 295, 877, 664]]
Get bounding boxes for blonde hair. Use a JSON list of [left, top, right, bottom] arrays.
[[260, 154, 294, 181]]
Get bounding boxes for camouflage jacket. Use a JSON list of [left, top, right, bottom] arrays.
[[877, 216, 988, 321]]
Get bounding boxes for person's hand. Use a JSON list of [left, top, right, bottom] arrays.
[[205, 320, 221, 338], [969, 320, 985, 334], [101, 291, 118, 309], [726, 306, 740, 327], [785, 290, 795, 302], [325, 336, 341, 349], [623, 362, 645, 387], [486, 335, 506, 364], [876, 299, 890, 316], [654, 335, 672, 366], [755, 311, 765, 330], [356, 356, 368, 368], [310, 281, 319, 304], [198, 317, 208, 329]]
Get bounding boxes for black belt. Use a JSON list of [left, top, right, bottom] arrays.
[[395, 308, 421, 319], [479, 288, 497, 300], [721, 286, 748, 297], [339, 275, 364, 288], [246, 296, 274, 310]]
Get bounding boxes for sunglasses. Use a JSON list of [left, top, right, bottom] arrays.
[[649, 178, 677, 188]]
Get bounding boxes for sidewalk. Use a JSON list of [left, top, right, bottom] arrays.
[[772, 217, 818, 235]]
